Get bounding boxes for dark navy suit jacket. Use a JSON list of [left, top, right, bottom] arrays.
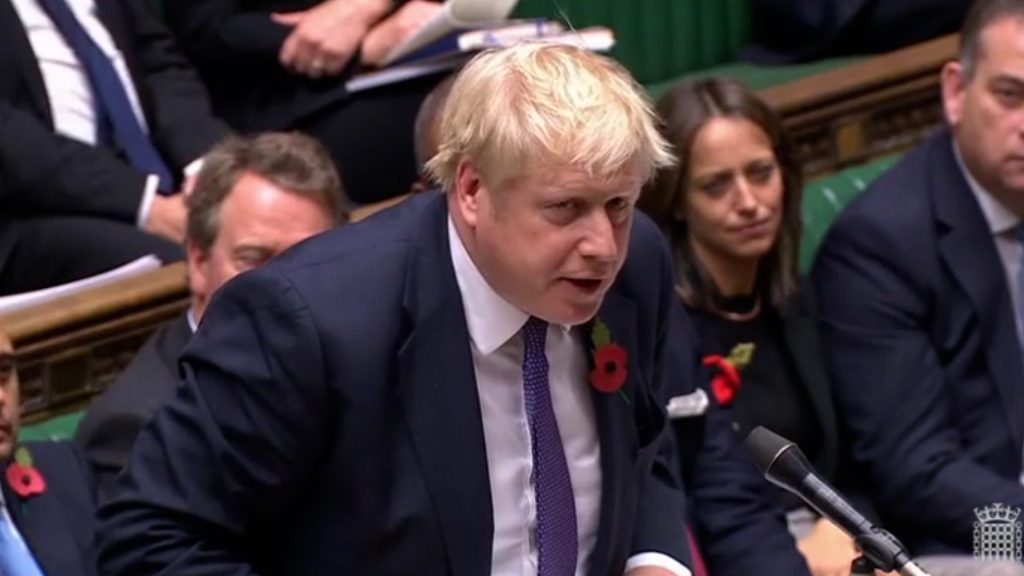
[[744, 0, 969, 64], [76, 313, 193, 501], [98, 192, 695, 575], [4, 441, 98, 576], [813, 129, 1024, 555]]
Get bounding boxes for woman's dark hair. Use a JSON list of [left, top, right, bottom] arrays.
[[638, 76, 802, 310]]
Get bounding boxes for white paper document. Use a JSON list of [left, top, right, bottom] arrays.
[[0, 254, 162, 315]]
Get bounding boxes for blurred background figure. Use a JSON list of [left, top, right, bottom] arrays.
[[745, 0, 971, 63], [163, 0, 447, 205]]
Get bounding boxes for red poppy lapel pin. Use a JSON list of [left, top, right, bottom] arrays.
[[703, 355, 740, 407], [6, 446, 46, 499], [703, 342, 755, 407], [589, 318, 629, 402]]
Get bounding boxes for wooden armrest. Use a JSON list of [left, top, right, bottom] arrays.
[[0, 263, 189, 422], [763, 34, 958, 177]]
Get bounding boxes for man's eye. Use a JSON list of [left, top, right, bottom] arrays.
[[994, 87, 1023, 106], [0, 355, 15, 383]]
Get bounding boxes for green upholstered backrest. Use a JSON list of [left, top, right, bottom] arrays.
[[19, 411, 84, 442], [645, 55, 863, 101], [512, 0, 752, 85], [799, 155, 901, 274]]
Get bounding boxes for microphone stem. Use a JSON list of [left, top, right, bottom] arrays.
[[900, 561, 933, 576]]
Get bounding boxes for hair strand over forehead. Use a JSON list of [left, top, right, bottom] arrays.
[[424, 43, 674, 190]]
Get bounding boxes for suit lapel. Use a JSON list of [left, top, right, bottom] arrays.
[[397, 198, 493, 576], [3, 469, 82, 576], [932, 133, 1024, 452], [585, 290, 640, 576], [0, 0, 52, 123]]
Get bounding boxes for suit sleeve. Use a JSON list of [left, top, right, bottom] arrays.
[[97, 267, 331, 575], [0, 101, 144, 221], [121, 0, 229, 170], [813, 209, 1024, 548], [666, 302, 812, 576], [627, 232, 695, 568]]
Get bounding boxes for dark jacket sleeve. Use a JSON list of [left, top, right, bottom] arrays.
[[97, 268, 331, 575], [0, 100, 145, 221], [120, 0, 229, 170], [627, 223, 694, 568]]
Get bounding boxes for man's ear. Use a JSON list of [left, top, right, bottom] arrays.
[[942, 60, 968, 127], [452, 160, 484, 229]]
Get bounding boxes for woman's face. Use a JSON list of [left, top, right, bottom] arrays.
[[680, 116, 785, 264]]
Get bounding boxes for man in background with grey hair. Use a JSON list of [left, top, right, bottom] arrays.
[[77, 131, 347, 500]]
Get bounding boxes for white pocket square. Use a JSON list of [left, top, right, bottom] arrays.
[[666, 389, 709, 419]]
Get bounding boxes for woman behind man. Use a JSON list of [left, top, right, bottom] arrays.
[[640, 76, 867, 576]]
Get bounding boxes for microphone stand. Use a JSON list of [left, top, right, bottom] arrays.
[[848, 529, 932, 576]]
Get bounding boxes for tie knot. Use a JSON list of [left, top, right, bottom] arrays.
[[523, 316, 547, 353]]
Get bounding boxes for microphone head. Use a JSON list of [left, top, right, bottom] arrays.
[[744, 426, 814, 490], [745, 426, 793, 475]]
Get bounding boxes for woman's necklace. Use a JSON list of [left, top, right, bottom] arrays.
[[707, 293, 762, 322]]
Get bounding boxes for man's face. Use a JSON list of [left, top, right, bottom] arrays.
[[452, 161, 641, 326], [0, 332, 18, 461], [188, 172, 336, 319], [944, 16, 1024, 214]]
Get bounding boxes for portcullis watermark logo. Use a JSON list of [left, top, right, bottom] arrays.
[[974, 503, 1023, 561]]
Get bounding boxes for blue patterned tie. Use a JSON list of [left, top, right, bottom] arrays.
[[35, 0, 175, 193], [0, 509, 45, 576], [522, 317, 578, 576]]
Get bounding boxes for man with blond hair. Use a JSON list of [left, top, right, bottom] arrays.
[[98, 44, 697, 576]]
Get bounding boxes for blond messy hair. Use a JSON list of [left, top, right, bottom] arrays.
[[424, 43, 675, 191]]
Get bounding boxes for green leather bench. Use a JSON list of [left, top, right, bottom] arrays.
[[19, 411, 84, 442], [511, 0, 863, 96], [799, 155, 901, 274]]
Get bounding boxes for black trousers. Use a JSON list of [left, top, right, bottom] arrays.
[[0, 216, 183, 295]]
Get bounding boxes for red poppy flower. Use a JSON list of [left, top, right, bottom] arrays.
[[6, 462, 45, 498], [703, 354, 741, 407], [590, 343, 628, 393]]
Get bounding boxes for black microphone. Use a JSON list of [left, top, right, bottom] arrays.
[[745, 426, 932, 576]]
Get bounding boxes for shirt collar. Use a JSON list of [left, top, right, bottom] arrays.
[[448, 217, 529, 355], [186, 307, 198, 333], [953, 140, 1021, 235]]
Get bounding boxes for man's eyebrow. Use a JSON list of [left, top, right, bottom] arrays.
[[989, 73, 1024, 87]]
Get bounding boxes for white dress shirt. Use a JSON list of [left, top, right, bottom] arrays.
[[9, 0, 148, 145], [0, 490, 37, 562], [8, 0, 200, 226], [448, 218, 690, 576]]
